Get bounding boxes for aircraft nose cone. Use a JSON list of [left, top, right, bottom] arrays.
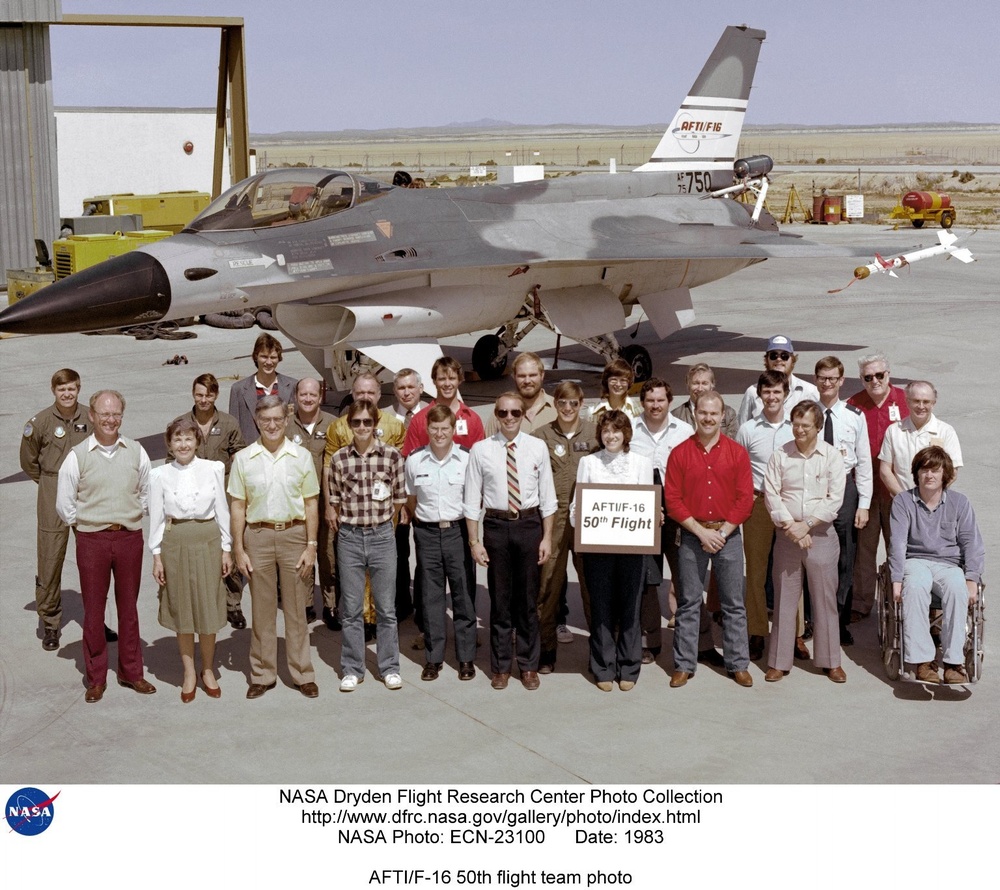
[[0, 251, 171, 334]]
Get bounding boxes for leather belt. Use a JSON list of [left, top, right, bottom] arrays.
[[485, 506, 540, 521], [413, 518, 462, 529], [248, 519, 305, 531], [695, 520, 725, 530]]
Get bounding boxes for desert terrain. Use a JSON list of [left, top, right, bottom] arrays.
[[252, 123, 1000, 226]]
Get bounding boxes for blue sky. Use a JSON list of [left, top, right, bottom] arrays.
[[50, 0, 997, 132]]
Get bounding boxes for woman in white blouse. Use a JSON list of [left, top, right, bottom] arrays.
[[763, 401, 846, 683], [150, 417, 232, 701], [589, 358, 642, 425], [574, 410, 654, 691]]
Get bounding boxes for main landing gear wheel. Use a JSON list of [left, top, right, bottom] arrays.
[[472, 334, 508, 380], [620, 344, 653, 383]]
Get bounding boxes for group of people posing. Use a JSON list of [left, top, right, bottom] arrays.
[[21, 332, 983, 702]]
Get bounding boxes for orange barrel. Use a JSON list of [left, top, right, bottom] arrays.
[[813, 196, 826, 221], [824, 195, 842, 224], [902, 191, 951, 212]]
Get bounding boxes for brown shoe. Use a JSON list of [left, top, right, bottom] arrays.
[[117, 676, 156, 695], [596, 680, 613, 692], [246, 681, 277, 699], [730, 670, 753, 687], [764, 668, 785, 682], [520, 670, 540, 691], [825, 666, 847, 683], [669, 670, 691, 688], [943, 664, 969, 685], [915, 662, 942, 683], [794, 637, 810, 660], [296, 682, 320, 698], [491, 672, 510, 690], [85, 684, 106, 703]]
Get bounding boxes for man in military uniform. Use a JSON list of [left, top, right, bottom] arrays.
[[288, 377, 337, 626], [20, 369, 110, 651]]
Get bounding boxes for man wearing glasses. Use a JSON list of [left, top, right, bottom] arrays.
[[533, 381, 600, 671], [485, 352, 557, 436], [465, 393, 557, 690], [814, 357, 873, 644], [737, 335, 819, 426], [846, 352, 909, 621], [328, 398, 406, 692], [229, 395, 320, 699], [56, 390, 153, 703]]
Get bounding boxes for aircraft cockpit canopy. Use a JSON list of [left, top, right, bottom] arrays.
[[184, 168, 394, 233]]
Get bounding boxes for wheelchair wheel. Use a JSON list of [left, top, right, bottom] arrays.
[[964, 588, 985, 683]]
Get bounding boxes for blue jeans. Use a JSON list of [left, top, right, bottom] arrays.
[[673, 529, 749, 673], [337, 521, 399, 678]]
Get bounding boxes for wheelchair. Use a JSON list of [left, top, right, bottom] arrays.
[[875, 561, 985, 685]]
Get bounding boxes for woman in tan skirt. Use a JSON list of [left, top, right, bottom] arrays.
[[150, 417, 232, 701]]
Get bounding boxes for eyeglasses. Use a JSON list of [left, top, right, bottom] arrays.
[[349, 418, 375, 428], [95, 412, 123, 420], [258, 417, 285, 428], [816, 375, 842, 384], [556, 399, 581, 408], [863, 371, 888, 383], [496, 409, 523, 419], [608, 378, 630, 387], [767, 351, 791, 361]]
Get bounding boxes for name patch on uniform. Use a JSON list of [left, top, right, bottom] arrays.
[[573, 441, 592, 452], [210, 427, 222, 436], [74, 423, 88, 432]]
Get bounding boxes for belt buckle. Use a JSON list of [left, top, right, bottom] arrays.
[[274, 521, 287, 531], [509, 509, 520, 521]]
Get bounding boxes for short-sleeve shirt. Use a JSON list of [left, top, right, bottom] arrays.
[[228, 438, 319, 524], [405, 445, 469, 522]]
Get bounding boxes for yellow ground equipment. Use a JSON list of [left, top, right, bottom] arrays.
[[82, 191, 210, 233], [888, 191, 956, 229], [53, 231, 173, 280]]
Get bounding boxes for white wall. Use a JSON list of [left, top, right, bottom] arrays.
[[55, 108, 231, 218]]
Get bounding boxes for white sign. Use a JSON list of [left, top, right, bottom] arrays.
[[574, 483, 662, 555], [469, 166, 488, 177], [845, 194, 865, 218]]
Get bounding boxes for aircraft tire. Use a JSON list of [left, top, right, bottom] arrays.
[[621, 344, 653, 383], [472, 334, 508, 380]]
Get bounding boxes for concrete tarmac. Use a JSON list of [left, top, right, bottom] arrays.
[[0, 224, 995, 785]]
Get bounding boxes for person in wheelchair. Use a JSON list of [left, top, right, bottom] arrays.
[[888, 446, 984, 684]]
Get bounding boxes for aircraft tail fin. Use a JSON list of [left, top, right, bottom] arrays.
[[634, 25, 766, 174]]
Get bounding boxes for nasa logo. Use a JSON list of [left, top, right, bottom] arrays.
[[5, 787, 59, 836]]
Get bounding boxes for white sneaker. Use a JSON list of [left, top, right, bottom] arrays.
[[556, 624, 573, 644], [339, 674, 361, 692], [384, 673, 402, 690]]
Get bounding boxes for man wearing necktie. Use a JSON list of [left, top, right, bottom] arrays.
[[465, 393, 557, 690], [814, 356, 872, 644]]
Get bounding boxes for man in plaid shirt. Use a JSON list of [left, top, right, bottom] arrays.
[[328, 398, 407, 691]]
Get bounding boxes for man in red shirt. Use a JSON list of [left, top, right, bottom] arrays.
[[664, 391, 754, 688], [403, 356, 485, 455], [846, 352, 908, 620]]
